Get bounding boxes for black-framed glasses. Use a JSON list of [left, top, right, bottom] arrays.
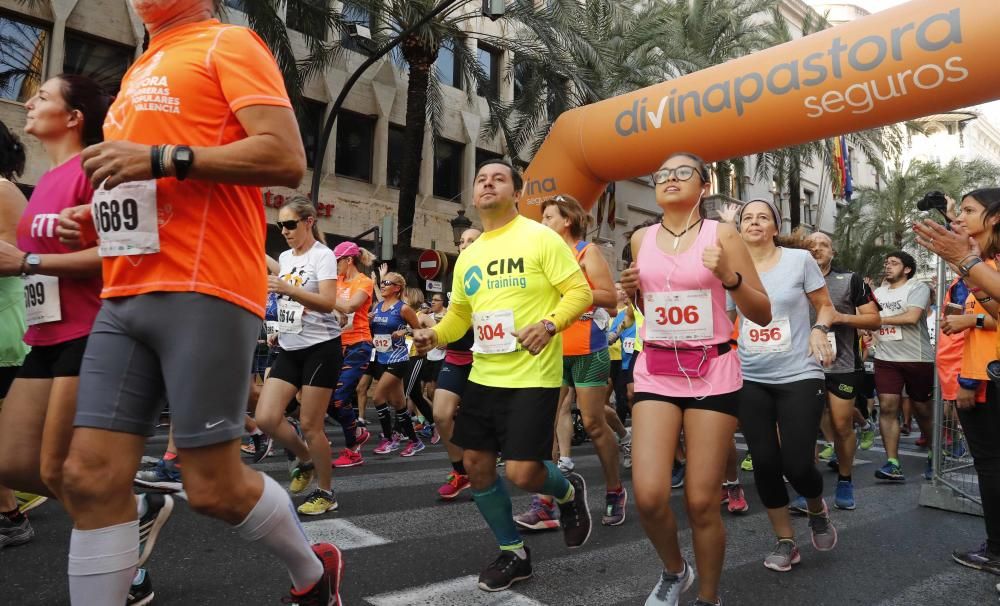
[[276, 219, 304, 230], [651, 165, 699, 184], [380, 280, 400, 287]]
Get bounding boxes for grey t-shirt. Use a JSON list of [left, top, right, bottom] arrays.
[[810, 268, 878, 374], [730, 248, 827, 384], [873, 281, 933, 363]]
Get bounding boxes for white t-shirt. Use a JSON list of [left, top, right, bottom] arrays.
[[276, 241, 341, 351]]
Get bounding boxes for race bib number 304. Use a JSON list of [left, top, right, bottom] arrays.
[[472, 309, 517, 355], [93, 180, 160, 257], [644, 290, 713, 342], [23, 274, 61, 326]]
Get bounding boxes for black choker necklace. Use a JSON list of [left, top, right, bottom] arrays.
[[661, 218, 703, 238]]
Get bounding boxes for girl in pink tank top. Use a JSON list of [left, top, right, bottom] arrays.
[[621, 152, 770, 606]]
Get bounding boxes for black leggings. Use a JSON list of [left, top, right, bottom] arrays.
[[739, 379, 825, 509], [404, 357, 434, 422], [612, 363, 632, 424], [958, 383, 1000, 555]]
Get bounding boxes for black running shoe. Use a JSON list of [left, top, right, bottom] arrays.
[[138, 493, 174, 567], [557, 472, 592, 549], [477, 546, 533, 592], [127, 568, 154, 606]]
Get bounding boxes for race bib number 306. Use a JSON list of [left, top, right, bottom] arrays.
[[93, 180, 160, 257], [644, 290, 713, 342]]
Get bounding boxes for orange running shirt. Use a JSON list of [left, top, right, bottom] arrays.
[[936, 278, 966, 401], [338, 272, 373, 346], [962, 263, 997, 384], [99, 20, 292, 317]]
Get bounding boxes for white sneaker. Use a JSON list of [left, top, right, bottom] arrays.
[[557, 457, 575, 474]]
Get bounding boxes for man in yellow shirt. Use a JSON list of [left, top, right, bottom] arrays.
[[414, 160, 593, 593]]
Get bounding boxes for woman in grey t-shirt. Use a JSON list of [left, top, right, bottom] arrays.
[[732, 200, 837, 573]]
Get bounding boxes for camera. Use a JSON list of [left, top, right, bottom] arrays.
[[917, 191, 948, 213]]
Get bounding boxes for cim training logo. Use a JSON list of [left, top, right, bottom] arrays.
[[464, 266, 484, 296], [614, 8, 967, 137]]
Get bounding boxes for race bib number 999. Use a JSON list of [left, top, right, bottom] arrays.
[[23, 274, 61, 326]]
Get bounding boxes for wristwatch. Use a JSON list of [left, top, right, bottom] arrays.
[[21, 252, 41, 275], [959, 255, 983, 277], [541, 319, 557, 336], [811, 323, 831, 334], [172, 145, 194, 181], [977, 314, 986, 329]]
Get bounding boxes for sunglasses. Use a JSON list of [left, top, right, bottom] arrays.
[[651, 165, 700, 184], [276, 219, 304, 230], [380, 280, 400, 287]]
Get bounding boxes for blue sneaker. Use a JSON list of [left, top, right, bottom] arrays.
[[947, 439, 967, 459], [875, 460, 905, 482], [788, 494, 808, 515], [671, 461, 686, 489], [923, 457, 933, 481], [826, 454, 840, 471], [134, 458, 182, 493], [834, 480, 855, 510]]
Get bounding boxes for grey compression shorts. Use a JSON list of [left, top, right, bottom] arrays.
[[74, 292, 260, 449]]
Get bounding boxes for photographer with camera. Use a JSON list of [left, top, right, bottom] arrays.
[[915, 188, 1000, 576]]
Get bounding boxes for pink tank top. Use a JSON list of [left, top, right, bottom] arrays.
[[632, 219, 742, 398]]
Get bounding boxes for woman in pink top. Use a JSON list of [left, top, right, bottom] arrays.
[[0, 75, 107, 505], [621, 152, 770, 606]]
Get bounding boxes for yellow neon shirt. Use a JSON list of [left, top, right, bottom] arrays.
[[439, 215, 586, 388]]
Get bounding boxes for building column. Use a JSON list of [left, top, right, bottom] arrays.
[[460, 111, 480, 209], [47, 0, 80, 78]]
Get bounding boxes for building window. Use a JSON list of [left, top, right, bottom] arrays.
[[387, 124, 405, 189], [63, 32, 132, 96], [435, 39, 462, 89], [297, 99, 326, 169], [341, 1, 373, 55], [223, 0, 246, 11], [512, 61, 531, 102], [803, 189, 815, 225], [0, 14, 48, 103], [335, 110, 374, 182], [476, 42, 501, 98], [547, 77, 569, 121], [287, 0, 329, 40], [475, 148, 503, 170], [433, 138, 464, 201]]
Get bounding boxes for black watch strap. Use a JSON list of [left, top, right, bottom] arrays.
[[172, 145, 194, 181]]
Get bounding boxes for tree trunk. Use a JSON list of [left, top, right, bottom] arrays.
[[396, 35, 437, 259], [716, 161, 732, 197], [788, 156, 802, 230]]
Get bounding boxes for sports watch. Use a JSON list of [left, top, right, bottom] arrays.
[[541, 319, 557, 336], [172, 145, 194, 181], [21, 252, 41, 275]]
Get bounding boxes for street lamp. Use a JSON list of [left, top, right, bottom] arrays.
[[450, 208, 473, 247]]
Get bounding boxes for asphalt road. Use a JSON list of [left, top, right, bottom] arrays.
[[2, 427, 996, 606]]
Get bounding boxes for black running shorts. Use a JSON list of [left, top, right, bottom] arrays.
[[452, 381, 559, 461]]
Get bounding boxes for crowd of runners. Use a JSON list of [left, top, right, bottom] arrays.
[[0, 1, 999, 606]]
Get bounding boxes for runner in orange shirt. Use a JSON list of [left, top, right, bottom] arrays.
[[55, 1, 342, 604]]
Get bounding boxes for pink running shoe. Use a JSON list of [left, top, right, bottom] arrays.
[[332, 448, 364, 468], [400, 440, 426, 457], [373, 434, 400, 455], [514, 495, 560, 530], [353, 427, 371, 451], [437, 472, 470, 500]]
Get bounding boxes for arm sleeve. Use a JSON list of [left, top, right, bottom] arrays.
[[211, 27, 293, 113], [547, 272, 593, 331]]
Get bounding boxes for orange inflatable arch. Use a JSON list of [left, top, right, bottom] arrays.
[[520, 0, 1000, 221]]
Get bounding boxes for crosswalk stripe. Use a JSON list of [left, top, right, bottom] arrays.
[[301, 518, 390, 550], [364, 575, 545, 605], [874, 567, 987, 606]]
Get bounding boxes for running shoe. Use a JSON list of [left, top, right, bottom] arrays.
[[514, 495, 560, 530], [496, 457, 505, 467], [671, 461, 686, 489], [763, 539, 801, 572], [788, 495, 809, 515], [952, 542, 1000, 575], [915, 435, 929, 448], [418, 424, 435, 440], [740, 453, 754, 472], [725, 483, 749, 514], [134, 458, 183, 493], [14, 492, 47, 514], [283, 543, 344, 605], [720, 484, 729, 505], [602, 487, 628, 526], [900, 422, 912, 436], [834, 480, 855, 511], [477, 546, 532, 592], [353, 427, 371, 451], [138, 493, 174, 567], [622, 439, 633, 469], [437, 472, 471, 500], [644, 559, 694, 605], [250, 433, 273, 464], [430, 425, 441, 445], [557, 457, 575, 474], [826, 454, 839, 471], [298, 489, 339, 516], [0, 512, 33, 549], [373, 434, 401, 455], [808, 500, 837, 551], [859, 426, 875, 450], [946, 438, 967, 459], [400, 440, 426, 457], [818, 443, 835, 461], [557, 473, 592, 548], [290, 461, 316, 495], [923, 457, 933, 481], [332, 448, 364, 468], [875, 460, 905, 482], [127, 568, 154, 606]]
